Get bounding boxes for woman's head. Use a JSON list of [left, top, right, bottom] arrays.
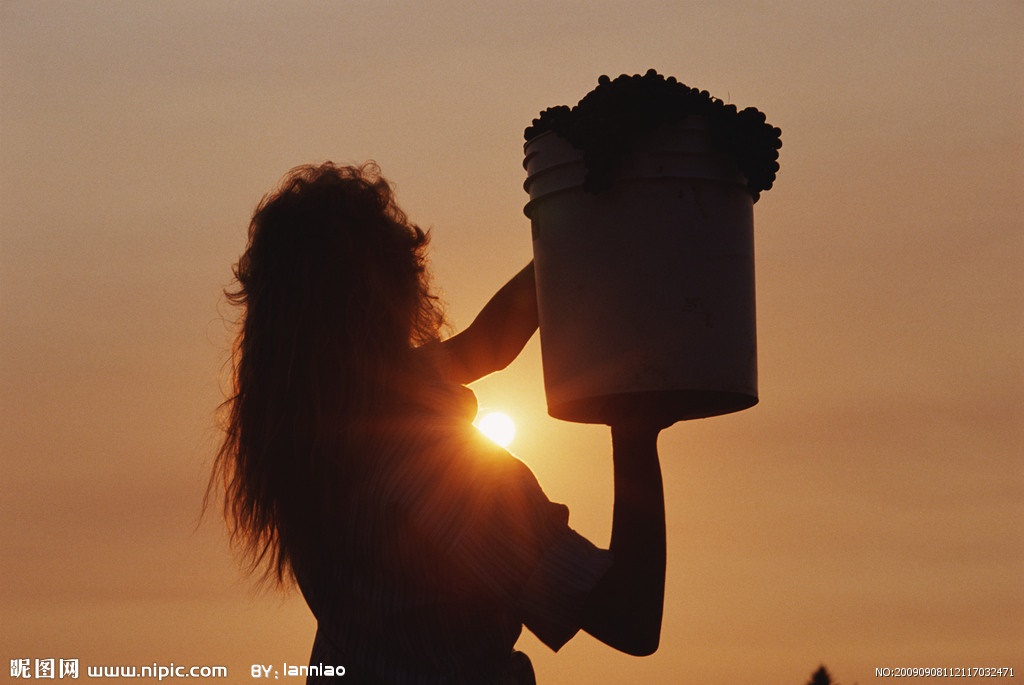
[[213, 162, 444, 584], [237, 162, 442, 364]]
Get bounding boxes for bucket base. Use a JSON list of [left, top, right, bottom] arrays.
[[548, 389, 758, 426]]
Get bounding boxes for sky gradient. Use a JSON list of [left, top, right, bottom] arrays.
[[2, 2, 1022, 683]]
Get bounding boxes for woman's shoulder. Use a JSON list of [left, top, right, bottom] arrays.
[[400, 341, 479, 422], [377, 407, 537, 507]]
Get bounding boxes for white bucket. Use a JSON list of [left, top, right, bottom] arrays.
[[524, 117, 758, 424]]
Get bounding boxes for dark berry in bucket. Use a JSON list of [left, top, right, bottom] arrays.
[[525, 69, 782, 201]]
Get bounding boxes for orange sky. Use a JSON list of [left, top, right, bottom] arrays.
[[2, 2, 1021, 683]]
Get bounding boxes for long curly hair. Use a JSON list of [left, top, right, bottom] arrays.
[[210, 162, 445, 586]]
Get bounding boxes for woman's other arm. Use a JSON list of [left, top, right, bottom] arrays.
[[441, 262, 538, 385], [580, 422, 667, 656]]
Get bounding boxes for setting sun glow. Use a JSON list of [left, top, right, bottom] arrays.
[[475, 411, 516, 448]]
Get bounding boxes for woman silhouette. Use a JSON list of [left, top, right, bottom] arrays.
[[211, 162, 667, 684]]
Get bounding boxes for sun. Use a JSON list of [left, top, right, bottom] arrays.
[[474, 411, 516, 448]]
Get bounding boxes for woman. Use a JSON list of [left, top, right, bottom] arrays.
[[211, 162, 667, 684]]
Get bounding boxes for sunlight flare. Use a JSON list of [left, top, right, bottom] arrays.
[[474, 411, 516, 448]]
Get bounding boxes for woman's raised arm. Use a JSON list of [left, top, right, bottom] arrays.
[[580, 421, 667, 656], [441, 262, 538, 385]]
